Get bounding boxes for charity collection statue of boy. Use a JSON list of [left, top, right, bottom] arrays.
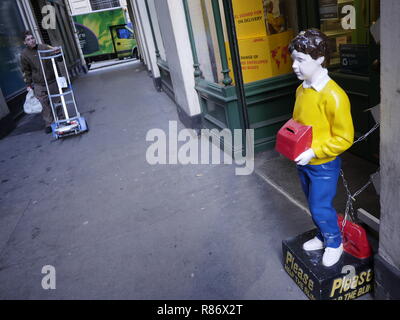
[[288, 29, 354, 267]]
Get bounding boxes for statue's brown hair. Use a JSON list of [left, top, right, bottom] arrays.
[[289, 29, 331, 67]]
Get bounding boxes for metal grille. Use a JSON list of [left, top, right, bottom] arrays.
[[89, 0, 120, 11]]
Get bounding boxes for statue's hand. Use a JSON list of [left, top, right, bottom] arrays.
[[295, 149, 315, 166]]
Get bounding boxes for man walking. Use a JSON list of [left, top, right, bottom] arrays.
[[20, 31, 61, 133]]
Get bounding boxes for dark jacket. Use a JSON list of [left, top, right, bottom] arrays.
[[20, 44, 56, 87]]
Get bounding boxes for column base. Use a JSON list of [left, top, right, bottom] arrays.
[[374, 254, 400, 299], [176, 103, 202, 131], [0, 113, 16, 139]]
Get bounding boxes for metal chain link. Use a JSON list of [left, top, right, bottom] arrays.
[[353, 122, 380, 144], [340, 169, 356, 230], [339, 122, 380, 231]]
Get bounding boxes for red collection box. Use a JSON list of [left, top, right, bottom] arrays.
[[338, 215, 372, 260], [275, 119, 313, 161]]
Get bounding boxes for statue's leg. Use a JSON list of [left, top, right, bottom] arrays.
[[306, 157, 342, 248], [297, 165, 324, 242]]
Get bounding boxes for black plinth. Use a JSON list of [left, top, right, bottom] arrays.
[[282, 229, 374, 300]]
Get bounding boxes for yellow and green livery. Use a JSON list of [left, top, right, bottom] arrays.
[[73, 8, 137, 66]]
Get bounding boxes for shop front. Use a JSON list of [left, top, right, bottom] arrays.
[[183, 0, 380, 163]]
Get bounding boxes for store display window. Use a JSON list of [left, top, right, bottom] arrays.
[[187, 0, 299, 85], [227, 0, 299, 84], [318, 0, 380, 66], [187, 1, 379, 85], [187, 0, 227, 84], [0, 0, 27, 99]]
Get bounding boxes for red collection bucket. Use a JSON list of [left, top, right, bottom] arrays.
[[338, 215, 372, 260]]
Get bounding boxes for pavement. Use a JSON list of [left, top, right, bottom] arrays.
[[0, 60, 374, 300]]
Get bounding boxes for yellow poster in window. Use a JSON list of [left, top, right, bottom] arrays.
[[267, 29, 294, 77], [232, 0, 266, 38], [225, 30, 294, 84], [226, 36, 273, 84]]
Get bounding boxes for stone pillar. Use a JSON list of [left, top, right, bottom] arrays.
[[153, 0, 201, 127], [147, 0, 167, 62], [136, 0, 161, 87], [374, 0, 400, 300], [0, 88, 16, 139], [131, 0, 151, 68]]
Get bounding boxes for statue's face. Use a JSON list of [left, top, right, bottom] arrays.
[[291, 50, 325, 81]]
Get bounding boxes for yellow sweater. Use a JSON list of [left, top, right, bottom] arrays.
[[293, 80, 354, 165]]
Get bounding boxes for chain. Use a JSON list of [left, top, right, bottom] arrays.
[[340, 170, 375, 229], [353, 122, 380, 144], [340, 169, 356, 230], [352, 179, 372, 199], [339, 122, 380, 231]]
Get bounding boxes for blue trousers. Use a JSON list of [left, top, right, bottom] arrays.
[[297, 157, 342, 248]]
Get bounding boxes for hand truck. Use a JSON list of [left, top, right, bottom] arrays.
[[38, 46, 88, 139]]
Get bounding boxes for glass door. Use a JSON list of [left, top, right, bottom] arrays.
[[319, 0, 356, 65]]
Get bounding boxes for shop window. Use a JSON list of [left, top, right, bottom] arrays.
[[228, 0, 300, 84], [186, 0, 300, 85], [319, 0, 355, 66], [318, 0, 380, 66], [0, 0, 27, 99], [187, 0, 227, 84], [187, 0, 380, 85]]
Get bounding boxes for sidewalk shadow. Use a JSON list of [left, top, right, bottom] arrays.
[[9, 114, 44, 136]]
